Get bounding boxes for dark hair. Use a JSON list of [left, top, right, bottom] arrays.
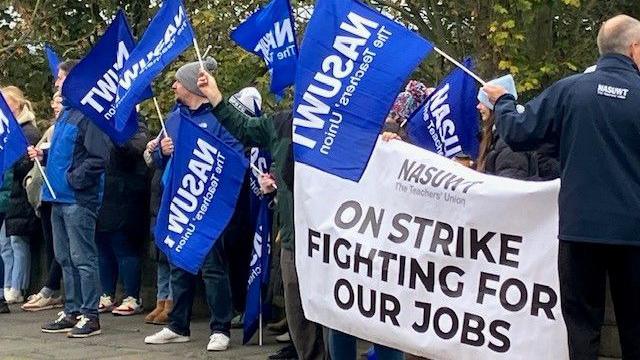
[[58, 59, 79, 74]]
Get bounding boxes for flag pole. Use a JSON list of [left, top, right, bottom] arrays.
[[259, 288, 263, 347], [433, 47, 487, 86], [202, 45, 212, 59], [193, 36, 205, 70], [153, 97, 168, 137], [251, 163, 278, 190], [34, 158, 56, 200]]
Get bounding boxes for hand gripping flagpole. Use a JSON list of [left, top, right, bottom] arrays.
[[251, 163, 278, 190], [433, 47, 487, 86]]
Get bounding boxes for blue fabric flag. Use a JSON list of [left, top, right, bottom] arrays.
[[44, 44, 60, 80], [243, 148, 273, 344], [0, 94, 29, 188], [62, 10, 153, 145], [406, 58, 479, 159], [155, 116, 248, 274], [292, 0, 433, 181], [115, 0, 195, 133], [231, 0, 298, 97], [242, 198, 273, 344]]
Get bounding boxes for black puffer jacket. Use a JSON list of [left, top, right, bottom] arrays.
[[6, 122, 41, 237], [484, 134, 538, 181], [96, 121, 148, 233]]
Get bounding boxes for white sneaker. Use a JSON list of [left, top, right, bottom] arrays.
[[98, 295, 114, 313], [144, 328, 190, 345], [207, 333, 230, 351], [112, 296, 142, 316], [22, 293, 63, 311], [276, 331, 291, 343], [5, 288, 23, 304]]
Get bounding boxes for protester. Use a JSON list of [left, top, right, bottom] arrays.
[[475, 76, 539, 179], [0, 86, 41, 304], [482, 14, 640, 359], [21, 91, 64, 312], [196, 69, 326, 360], [96, 120, 148, 316], [144, 58, 240, 352], [29, 59, 113, 338], [143, 138, 173, 325]]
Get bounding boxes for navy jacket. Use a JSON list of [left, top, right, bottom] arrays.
[[151, 102, 243, 170], [42, 106, 113, 213], [494, 54, 640, 245]]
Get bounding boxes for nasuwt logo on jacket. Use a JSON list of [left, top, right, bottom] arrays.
[[597, 84, 629, 99]]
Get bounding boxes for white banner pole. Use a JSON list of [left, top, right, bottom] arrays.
[[433, 47, 487, 86]]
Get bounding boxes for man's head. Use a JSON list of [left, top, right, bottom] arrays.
[[229, 87, 262, 117], [597, 15, 640, 67], [172, 57, 218, 107], [55, 59, 79, 91]]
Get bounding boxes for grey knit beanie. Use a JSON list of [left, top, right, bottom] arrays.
[[175, 57, 218, 97]]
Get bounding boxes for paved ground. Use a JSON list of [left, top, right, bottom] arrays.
[[0, 304, 282, 360]]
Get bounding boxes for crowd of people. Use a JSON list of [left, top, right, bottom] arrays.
[[0, 12, 639, 360]]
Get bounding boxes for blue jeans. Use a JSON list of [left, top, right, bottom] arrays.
[[157, 259, 172, 300], [96, 231, 141, 298], [168, 240, 232, 336], [327, 328, 405, 360], [0, 222, 30, 291], [51, 203, 100, 318]]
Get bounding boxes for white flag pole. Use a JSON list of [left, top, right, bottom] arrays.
[[433, 47, 487, 86], [153, 97, 168, 137], [202, 45, 212, 59], [34, 158, 56, 200], [193, 36, 205, 70], [259, 288, 263, 347]]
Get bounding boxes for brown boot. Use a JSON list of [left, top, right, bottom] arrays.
[[152, 300, 172, 325], [144, 300, 165, 324]]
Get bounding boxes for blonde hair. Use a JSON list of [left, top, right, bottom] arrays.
[[1, 85, 33, 114]]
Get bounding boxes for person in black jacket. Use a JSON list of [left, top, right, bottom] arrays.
[[483, 14, 640, 360], [0, 86, 41, 304], [96, 121, 148, 316]]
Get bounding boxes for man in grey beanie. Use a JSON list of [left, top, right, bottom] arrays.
[[145, 57, 245, 352]]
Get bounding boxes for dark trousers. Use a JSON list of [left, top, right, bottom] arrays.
[[96, 231, 141, 298], [168, 240, 232, 337], [559, 241, 640, 360], [41, 203, 62, 291], [281, 247, 326, 360]]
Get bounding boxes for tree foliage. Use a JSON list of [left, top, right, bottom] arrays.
[[0, 0, 638, 133]]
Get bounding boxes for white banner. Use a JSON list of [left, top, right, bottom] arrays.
[[294, 138, 569, 360]]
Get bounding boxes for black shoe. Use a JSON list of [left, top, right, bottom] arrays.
[[42, 311, 78, 333], [0, 300, 9, 314], [268, 344, 298, 360], [68, 315, 101, 338]]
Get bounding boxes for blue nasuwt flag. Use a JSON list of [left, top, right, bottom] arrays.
[[44, 44, 60, 80], [243, 148, 272, 344], [406, 58, 480, 159], [62, 10, 153, 145], [155, 116, 249, 274], [115, 0, 195, 133], [231, 0, 298, 97], [242, 198, 273, 344], [0, 94, 29, 188], [292, 0, 433, 181]]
